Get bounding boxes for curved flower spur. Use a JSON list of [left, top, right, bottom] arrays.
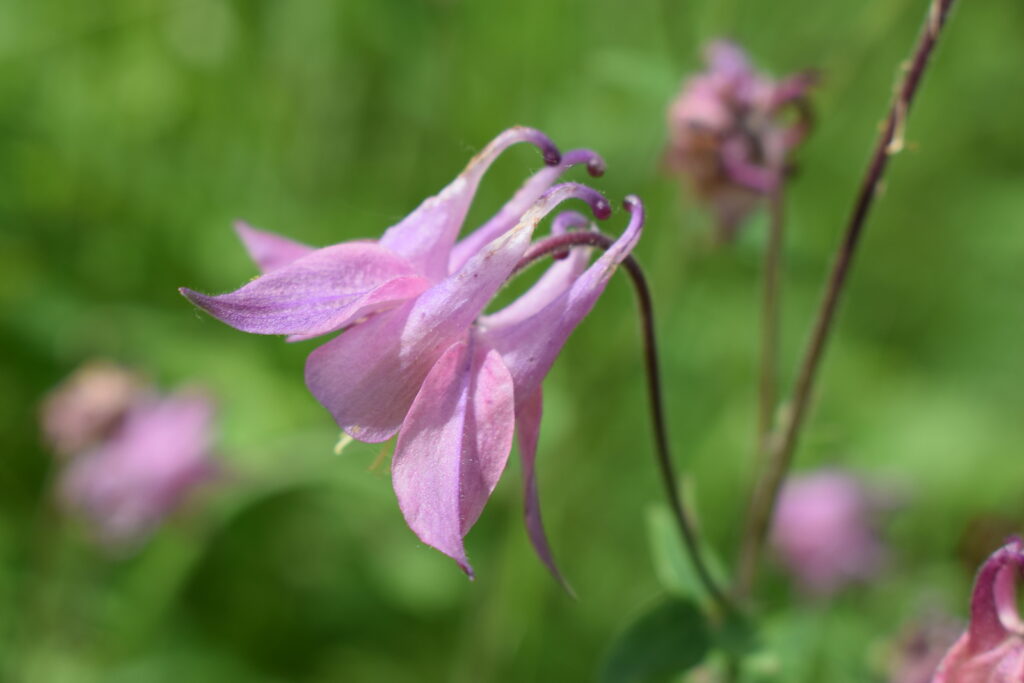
[[932, 539, 1024, 681], [181, 127, 643, 586]]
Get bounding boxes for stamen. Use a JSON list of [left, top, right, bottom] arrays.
[[334, 432, 355, 455]]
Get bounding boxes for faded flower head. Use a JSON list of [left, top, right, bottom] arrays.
[[932, 538, 1024, 682], [40, 360, 146, 457], [770, 469, 884, 596], [181, 127, 643, 584], [666, 40, 815, 241], [41, 363, 219, 546]]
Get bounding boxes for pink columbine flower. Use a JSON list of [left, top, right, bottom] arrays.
[[666, 40, 815, 241], [769, 469, 884, 596], [180, 127, 643, 582], [41, 364, 219, 546], [932, 539, 1024, 681]]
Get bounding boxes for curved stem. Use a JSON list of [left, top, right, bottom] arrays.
[[517, 231, 735, 616], [735, 0, 959, 597]]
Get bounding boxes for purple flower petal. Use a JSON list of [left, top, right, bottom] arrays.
[[480, 196, 644, 403], [305, 183, 612, 443], [180, 243, 429, 337], [392, 337, 515, 577], [721, 138, 781, 193], [516, 388, 574, 594], [705, 40, 753, 83], [234, 221, 316, 273], [379, 127, 561, 283], [448, 149, 605, 274], [769, 71, 818, 111]]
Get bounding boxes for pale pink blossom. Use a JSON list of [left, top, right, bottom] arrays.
[[770, 469, 884, 596], [41, 363, 219, 546], [181, 128, 643, 582]]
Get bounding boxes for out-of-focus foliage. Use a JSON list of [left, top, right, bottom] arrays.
[[1, 0, 1023, 680], [601, 599, 710, 682]]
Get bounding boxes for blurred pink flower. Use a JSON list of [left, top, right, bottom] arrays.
[[932, 538, 1024, 682], [40, 361, 145, 458], [41, 364, 218, 546], [666, 40, 815, 241], [181, 128, 643, 582], [769, 469, 884, 596]]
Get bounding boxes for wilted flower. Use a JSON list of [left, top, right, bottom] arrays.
[[666, 40, 815, 241], [41, 363, 219, 546], [40, 361, 145, 457], [769, 469, 884, 596], [181, 127, 643, 582], [932, 538, 1024, 681]]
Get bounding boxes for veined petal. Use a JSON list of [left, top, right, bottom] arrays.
[[234, 221, 316, 273], [448, 149, 605, 274], [480, 196, 644, 402], [379, 127, 561, 283], [180, 242, 427, 337], [392, 337, 515, 577], [304, 183, 611, 443], [517, 389, 573, 594]]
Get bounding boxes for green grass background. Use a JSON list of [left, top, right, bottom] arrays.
[[2, 0, 1023, 680]]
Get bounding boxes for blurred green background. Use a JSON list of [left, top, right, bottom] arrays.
[[2, 0, 1023, 680]]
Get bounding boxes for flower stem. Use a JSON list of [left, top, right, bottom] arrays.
[[758, 187, 785, 453], [735, 0, 959, 598], [517, 230, 735, 616]]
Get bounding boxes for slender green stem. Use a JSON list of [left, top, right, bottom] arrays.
[[735, 0, 959, 597], [518, 230, 736, 616], [758, 187, 785, 453]]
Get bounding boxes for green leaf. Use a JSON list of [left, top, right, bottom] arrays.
[[717, 610, 758, 658], [601, 598, 711, 683], [645, 504, 728, 606]]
